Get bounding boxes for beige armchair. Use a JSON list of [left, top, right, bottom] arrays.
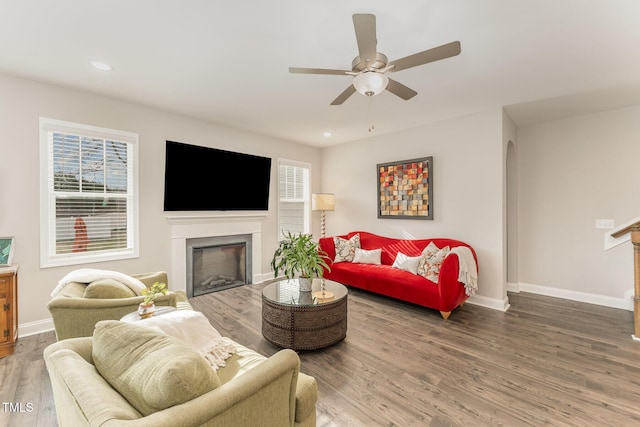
[[47, 271, 191, 340], [44, 329, 318, 426]]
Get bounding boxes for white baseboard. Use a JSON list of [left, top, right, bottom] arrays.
[[513, 282, 633, 311], [18, 318, 54, 338], [253, 272, 275, 284], [466, 294, 510, 312], [506, 281, 519, 293]]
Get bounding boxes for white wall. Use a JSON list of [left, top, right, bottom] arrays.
[[320, 108, 507, 308], [517, 105, 640, 308], [8, 67, 636, 334], [0, 73, 321, 334]]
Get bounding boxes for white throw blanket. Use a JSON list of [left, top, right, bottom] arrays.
[[137, 310, 236, 370], [450, 246, 478, 296], [50, 268, 147, 298]]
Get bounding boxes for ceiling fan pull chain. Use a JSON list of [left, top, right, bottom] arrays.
[[368, 96, 375, 132]]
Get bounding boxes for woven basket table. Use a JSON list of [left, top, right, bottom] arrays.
[[262, 278, 348, 351]]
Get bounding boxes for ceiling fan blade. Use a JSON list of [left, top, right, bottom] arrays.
[[289, 67, 350, 75], [390, 41, 461, 73], [330, 85, 356, 105], [352, 14, 377, 64], [386, 78, 418, 100]]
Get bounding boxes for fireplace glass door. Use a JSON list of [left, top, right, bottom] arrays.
[[191, 243, 247, 296]]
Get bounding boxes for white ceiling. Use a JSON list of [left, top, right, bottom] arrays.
[[2, 0, 640, 147]]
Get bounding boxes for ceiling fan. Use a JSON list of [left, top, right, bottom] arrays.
[[289, 13, 461, 105]]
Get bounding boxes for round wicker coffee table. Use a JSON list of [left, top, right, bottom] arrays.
[[262, 278, 348, 351]]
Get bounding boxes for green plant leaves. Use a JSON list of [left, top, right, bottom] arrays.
[[141, 281, 168, 304], [270, 231, 331, 279]]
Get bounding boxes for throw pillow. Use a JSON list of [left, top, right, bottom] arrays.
[[417, 244, 451, 282], [333, 234, 361, 263], [352, 248, 382, 265], [92, 320, 221, 416], [137, 310, 236, 370], [83, 279, 137, 299], [391, 252, 422, 274], [420, 241, 440, 259]]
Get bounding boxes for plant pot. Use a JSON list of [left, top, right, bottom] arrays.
[[299, 290, 313, 305], [298, 277, 312, 292], [137, 302, 155, 319]]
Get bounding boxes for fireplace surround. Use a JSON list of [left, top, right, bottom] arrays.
[[166, 212, 266, 294]]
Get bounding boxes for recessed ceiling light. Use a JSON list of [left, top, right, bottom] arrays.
[[90, 61, 113, 71], [323, 132, 332, 138]]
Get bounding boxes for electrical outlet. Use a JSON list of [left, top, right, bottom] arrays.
[[595, 219, 615, 229]]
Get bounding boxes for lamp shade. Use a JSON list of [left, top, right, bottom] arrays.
[[312, 193, 335, 211], [352, 72, 389, 97]]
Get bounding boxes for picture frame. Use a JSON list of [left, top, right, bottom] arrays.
[[0, 237, 15, 266], [377, 156, 433, 220]]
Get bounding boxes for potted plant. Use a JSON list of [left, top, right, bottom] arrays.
[[271, 232, 331, 291], [137, 281, 169, 318]]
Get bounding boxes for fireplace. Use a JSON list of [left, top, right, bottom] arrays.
[[166, 211, 266, 294], [186, 234, 252, 297]]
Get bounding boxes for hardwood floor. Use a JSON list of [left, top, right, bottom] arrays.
[[0, 330, 57, 427], [3, 285, 640, 426]]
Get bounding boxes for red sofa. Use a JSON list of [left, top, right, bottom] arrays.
[[318, 231, 478, 319]]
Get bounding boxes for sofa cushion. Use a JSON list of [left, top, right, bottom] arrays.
[[333, 233, 361, 263], [56, 281, 88, 298], [391, 252, 422, 274], [92, 320, 221, 416], [417, 244, 450, 282], [420, 241, 440, 259], [216, 340, 268, 384], [83, 279, 138, 299], [352, 247, 382, 265], [326, 261, 441, 306], [45, 348, 143, 425]]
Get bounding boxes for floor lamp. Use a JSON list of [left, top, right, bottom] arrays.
[[312, 193, 335, 302], [312, 193, 335, 238]]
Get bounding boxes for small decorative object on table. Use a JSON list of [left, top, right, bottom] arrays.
[[312, 279, 335, 303], [271, 232, 331, 292], [138, 281, 168, 319]]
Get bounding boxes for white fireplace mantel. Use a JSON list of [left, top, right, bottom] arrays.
[[166, 212, 267, 292]]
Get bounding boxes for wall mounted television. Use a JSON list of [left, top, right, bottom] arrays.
[[163, 140, 272, 211]]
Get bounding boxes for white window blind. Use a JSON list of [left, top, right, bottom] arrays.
[[278, 159, 310, 239], [40, 118, 139, 267]]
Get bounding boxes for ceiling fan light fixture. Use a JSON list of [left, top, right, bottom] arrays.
[[352, 72, 389, 97]]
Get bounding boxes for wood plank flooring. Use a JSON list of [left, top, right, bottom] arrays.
[[3, 284, 640, 426], [0, 330, 57, 427]]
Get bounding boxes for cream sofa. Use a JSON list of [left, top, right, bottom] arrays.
[[44, 320, 318, 427], [47, 271, 191, 340]]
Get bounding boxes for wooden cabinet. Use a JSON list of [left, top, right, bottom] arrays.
[[0, 265, 18, 357]]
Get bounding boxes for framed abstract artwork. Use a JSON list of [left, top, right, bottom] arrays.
[[377, 156, 433, 220]]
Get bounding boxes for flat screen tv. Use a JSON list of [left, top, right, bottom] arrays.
[[163, 140, 272, 211]]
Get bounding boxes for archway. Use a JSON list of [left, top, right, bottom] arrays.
[[506, 140, 518, 285]]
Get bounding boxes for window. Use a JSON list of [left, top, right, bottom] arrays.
[[39, 118, 139, 267], [277, 159, 310, 239]]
